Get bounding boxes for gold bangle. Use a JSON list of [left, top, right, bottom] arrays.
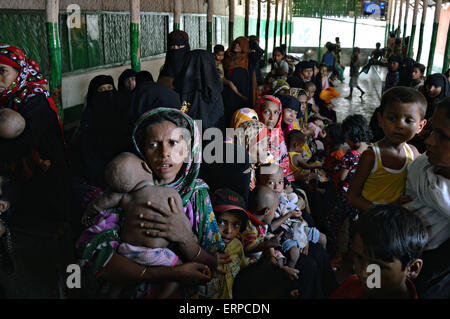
[[140, 266, 148, 279], [193, 246, 202, 260]]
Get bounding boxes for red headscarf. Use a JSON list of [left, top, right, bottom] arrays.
[[256, 95, 294, 181], [0, 44, 63, 134]]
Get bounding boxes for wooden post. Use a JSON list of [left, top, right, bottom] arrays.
[[207, 0, 214, 52], [245, 0, 250, 37], [403, 0, 409, 42], [257, 0, 261, 39], [416, 0, 427, 61], [443, 23, 450, 72], [289, 0, 292, 52], [427, 0, 442, 75], [352, 0, 357, 51], [174, 0, 181, 30], [280, 0, 285, 46], [284, 0, 289, 46], [130, 0, 140, 72], [229, 0, 235, 47], [408, 0, 420, 57], [392, 0, 398, 32], [397, 0, 403, 37], [46, 0, 63, 121], [385, 0, 392, 47], [273, 0, 279, 51], [265, 0, 271, 64], [317, 0, 325, 61]]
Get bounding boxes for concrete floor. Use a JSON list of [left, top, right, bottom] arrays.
[[330, 65, 385, 123]]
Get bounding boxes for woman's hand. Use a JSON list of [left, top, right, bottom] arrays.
[[139, 197, 194, 245], [174, 262, 212, 285], [216, 252, 232, 275]]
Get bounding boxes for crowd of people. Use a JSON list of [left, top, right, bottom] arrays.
[[0, 27, 449, 300]]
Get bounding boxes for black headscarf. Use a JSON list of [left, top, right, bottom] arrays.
[[199, 142, 251, 204], [118, 69, 137, 94], [159, 30, 190, 79], [424, 73, 450, 119], [279, 94, 301, 114], [80, 75, 122, 187], [175, 49, 224, 130], [129, 82, 181, 125], [388, 55, 402, 64], [287, 61, 315, 89]]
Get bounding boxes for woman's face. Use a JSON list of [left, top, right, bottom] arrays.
[[97, 84, 114, 92], [169, 44, 185, 50], [260, 101, 280, 129], [274, 51, 283, 63], [143, 120, 189, 185], [233, 43, 242, 53], [411, 67, 422, 80], [302, 68, 314, 81], [297, 95, 308, 113], [389, 61, 399, 72], [124, 76, 136, 91], [306, 86, 316, 100], [426, 85, 442, 98], [283, 108, 298, 126], [0, 63, 19, 92]]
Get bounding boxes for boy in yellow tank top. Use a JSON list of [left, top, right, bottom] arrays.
[[348, 87, 427, 212]]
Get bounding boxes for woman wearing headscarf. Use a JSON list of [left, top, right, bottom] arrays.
[[158, 30, 190, 90], [423, 73, 450, 120], [222, 37, 260, 124], [79, 75, 122, 188], [0, 44, 70, 223], [256, 95, 294, 182], [76, 108, 225, 298], [230, 107, 259, 130], [411, 73, 450, 153], [175, 50, 224, 131], [117, 69, 137, 95]]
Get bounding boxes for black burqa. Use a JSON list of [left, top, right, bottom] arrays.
[[175, 49, 225, 131], [159, 30, 190, 80], [118, 69, 137, 94], [80, 75, 122, 188], [124, 82, 181, 150]]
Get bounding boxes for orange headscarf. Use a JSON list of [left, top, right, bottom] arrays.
[[223, 37, 250, 71]]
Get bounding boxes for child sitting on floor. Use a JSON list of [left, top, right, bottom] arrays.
[[0, 108, 51, 179], [331, 204, 427, 299], [82, 152, 186, 298], [347, 87, 427, 211], [201, 188, 249, 299], [242, 185, 299, 280]]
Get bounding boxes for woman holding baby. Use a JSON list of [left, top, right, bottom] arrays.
[[77, 108, 225, 298]]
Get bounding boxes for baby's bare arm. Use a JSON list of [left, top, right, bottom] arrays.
[[82, 191, 124, 227]]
